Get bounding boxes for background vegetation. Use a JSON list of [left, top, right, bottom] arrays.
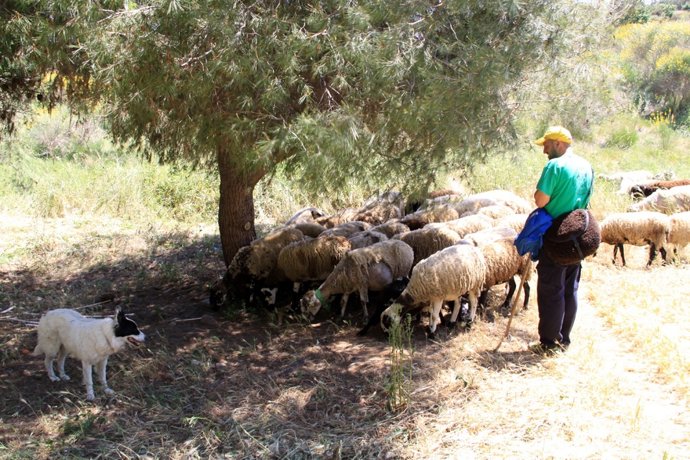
[[1, 2, 690, 458]]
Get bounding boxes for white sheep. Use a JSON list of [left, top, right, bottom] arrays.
[[451, 189, 532, 216], [462, 227, 533, 320], [668, 211, 690, 261], [494, 213, 529, 234], [425, 214, 494, 238], [628, 185, 690, 214], [380, 243, 487, 336], [300, 239, 414, 320], [600, 211, 671, 266], [393, 225, 463, 266]]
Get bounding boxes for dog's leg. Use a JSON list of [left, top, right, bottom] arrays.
[[44, 355, 60, 382], [96, 357, 114, 396], [82, 363, 95, 401], [57, 347, 71, 381]]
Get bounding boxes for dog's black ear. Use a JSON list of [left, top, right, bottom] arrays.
[[116, 309, 124, 322]]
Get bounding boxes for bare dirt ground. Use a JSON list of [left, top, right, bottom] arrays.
[[0, 214, 688, 459]]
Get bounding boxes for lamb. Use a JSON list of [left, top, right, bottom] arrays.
[[668, 211, 690, 261], [599, 211, 671, 266], [393, 225, 463, 266], [462, 227, 533, 320], [300, 239, 414, 320], [380, 242, 487, 336], [629, 179, 690, 199], [628, 185, 690, 214]]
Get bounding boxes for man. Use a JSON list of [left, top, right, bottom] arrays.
[[531, 126, 593, 354]]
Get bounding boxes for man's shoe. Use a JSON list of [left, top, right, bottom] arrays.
[[529, 341, 565, 356]]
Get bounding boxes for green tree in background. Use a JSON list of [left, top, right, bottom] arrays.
[[1, 1, 614, 265]]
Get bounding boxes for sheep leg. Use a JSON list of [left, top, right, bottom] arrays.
[[428, 299, 444, 334], [358, 287, 370, 321], [463, 289, 480, 329], [449, 297, 462, 324], [339, 293, 350, 317], [522, 282, 531, 310], [660, 246, 668, 264], [648, 243, 657, 266], [500, 278, 518, 317]]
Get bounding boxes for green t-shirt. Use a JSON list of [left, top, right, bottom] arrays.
[[537, 149, 593, 219]]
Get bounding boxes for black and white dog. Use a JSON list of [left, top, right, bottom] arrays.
[[32, 308, 145, 401]]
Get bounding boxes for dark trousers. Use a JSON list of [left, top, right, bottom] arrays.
[[536, 251, 582, 346]]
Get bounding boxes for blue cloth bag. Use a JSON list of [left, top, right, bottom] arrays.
[[514, 208, 554, 261]]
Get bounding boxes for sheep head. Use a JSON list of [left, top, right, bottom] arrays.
[[300, 289, 325, 318], [380, 303, 403, 334]]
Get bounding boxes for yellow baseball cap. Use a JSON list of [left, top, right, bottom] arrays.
[[534, 126, 573, 146]]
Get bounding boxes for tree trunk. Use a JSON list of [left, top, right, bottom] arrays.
[[217, 146, 263, 267]]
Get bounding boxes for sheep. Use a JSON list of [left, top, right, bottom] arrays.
[[370, 221, 410, 238], [300, 239, 414, 321], [285, 207, 327, 225], [426, 214, 494, 237], [315, 208, 360, 228], [599, 211, 671, 266], [347, 230, 389, 249], [465, 204, 516, 220], [451, 190, 532, 216], [393, 225, 463, 266], [287, 222, 327, 238], [628, 185, 690, 214], [629, 179, 690, 199], [400, 203, 460, 230], [462, 227, 533, 320], [668, 211, 690, 261], [494, 213, 529, 234], [276, 235, 352, 296], [598, 170, 674, 195], [209, 227, 306, 309], [353, 191, 405, 225], [380, 243, 487, 336], [318, 220, 372, 238]]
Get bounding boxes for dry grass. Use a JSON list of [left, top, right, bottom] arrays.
[[1, 214, 689, 459]]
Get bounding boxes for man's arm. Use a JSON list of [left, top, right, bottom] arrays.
[[534, 189, 550, 208]]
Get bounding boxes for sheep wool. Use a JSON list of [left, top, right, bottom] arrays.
[[600, 211, 671, 266], [669, 211, 690, 256], [324, 239, 414, 296], [277, 235, 351, 282], [629, 185, 690, 214], [395, 226, 463, 266], [396, 244, 487, 332]]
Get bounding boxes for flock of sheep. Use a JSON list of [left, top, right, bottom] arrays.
[[209, 174, 690, 336]]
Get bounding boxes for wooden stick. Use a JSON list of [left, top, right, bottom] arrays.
[[494, 255, 532, 352]]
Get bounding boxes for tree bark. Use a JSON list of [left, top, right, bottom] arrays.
[[217, 146, 263, 267]]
